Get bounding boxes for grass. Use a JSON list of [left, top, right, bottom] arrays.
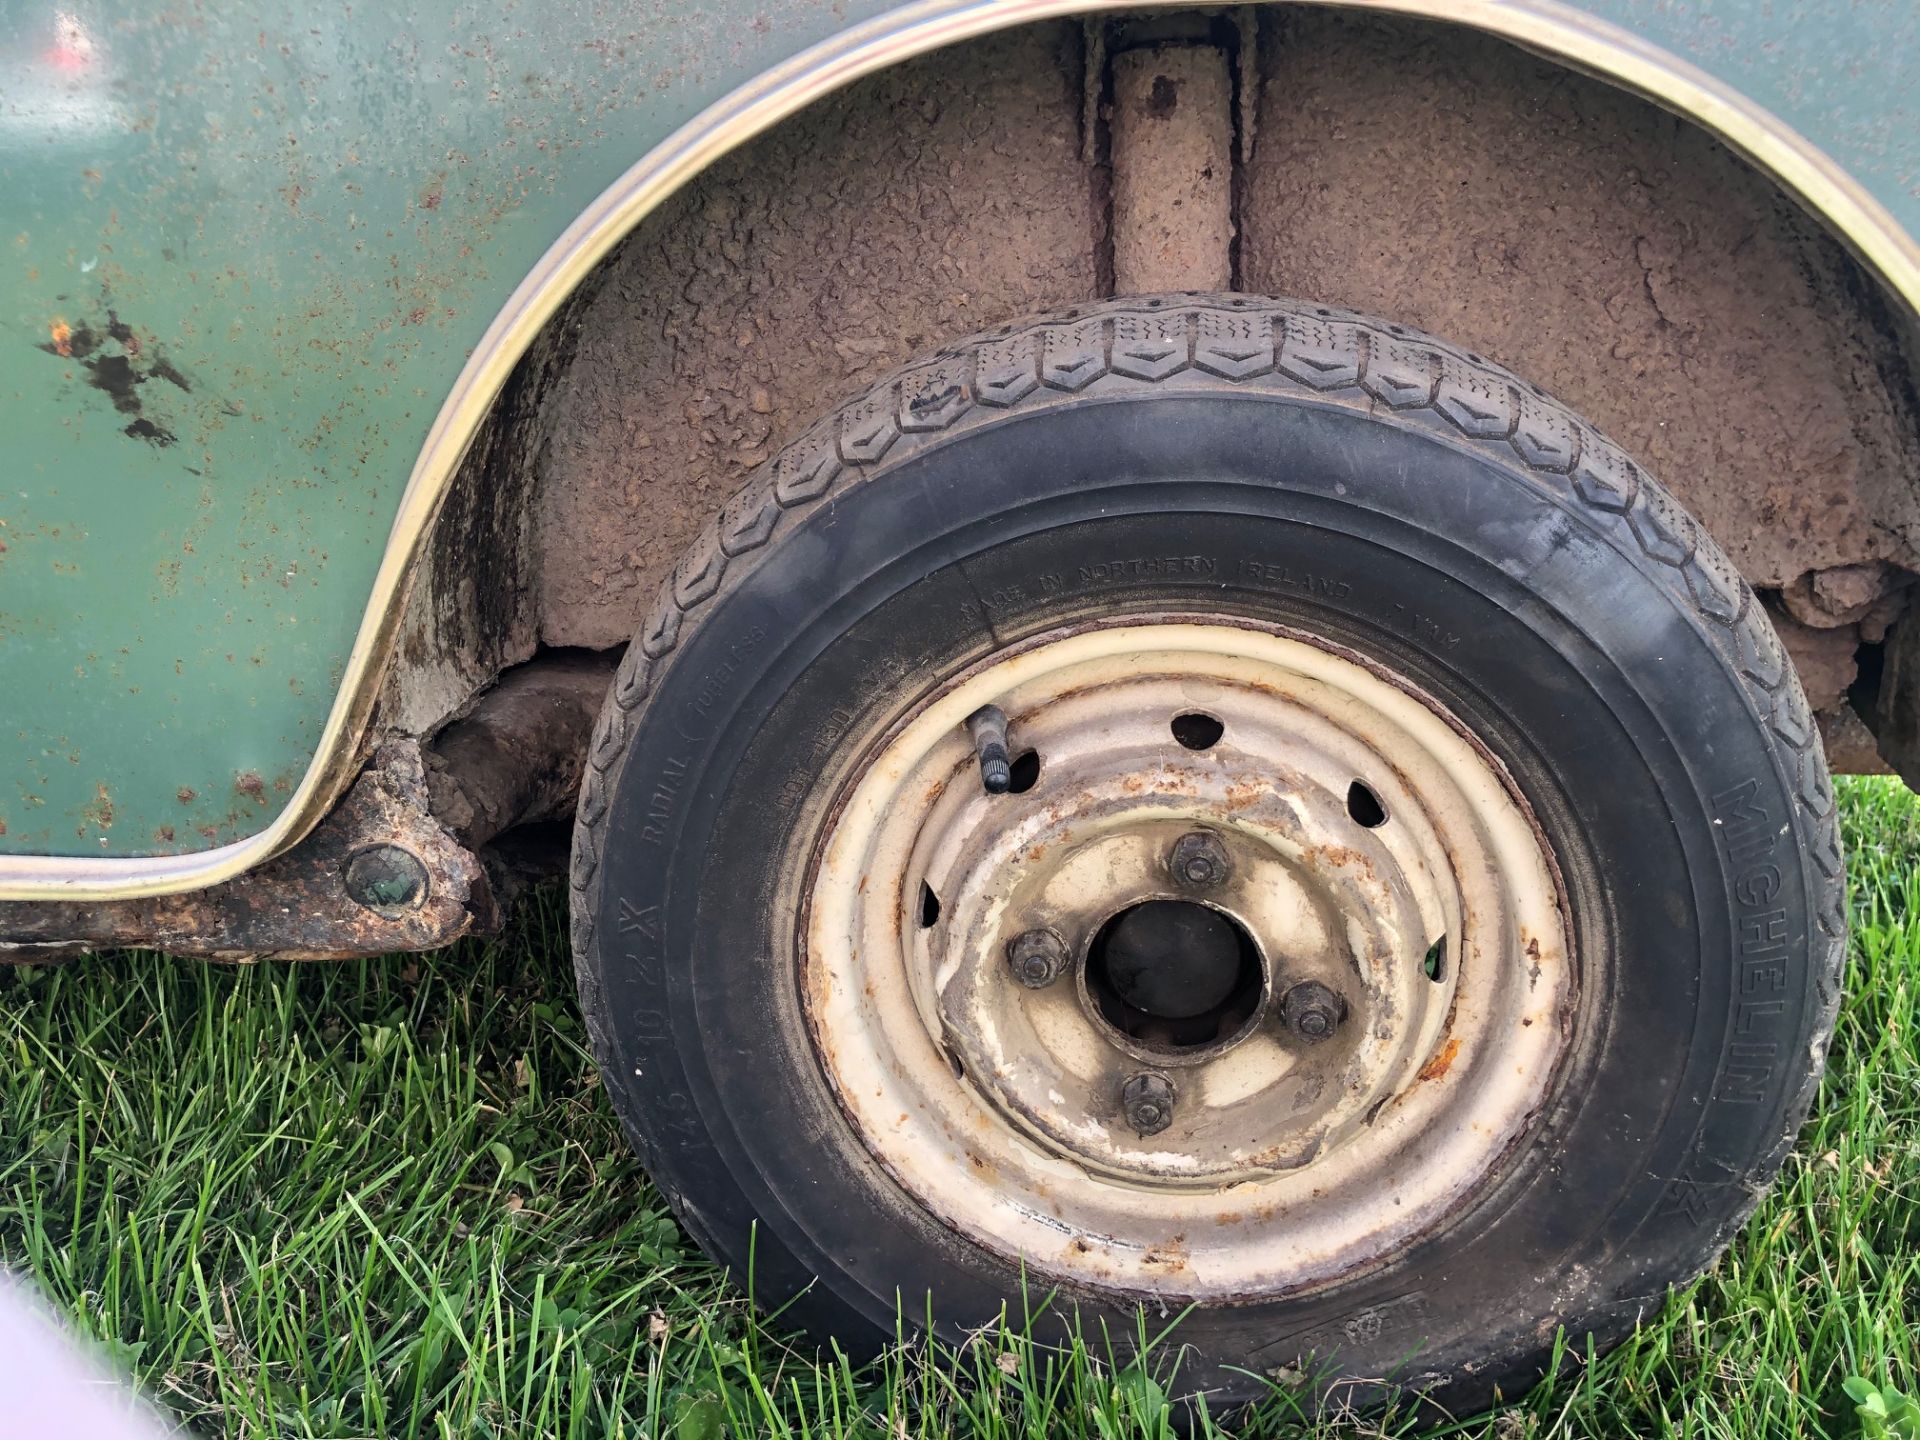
[[2, 778, 1917, 1438]]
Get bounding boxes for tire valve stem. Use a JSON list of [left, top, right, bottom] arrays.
[[965, 704, 1012, 794]]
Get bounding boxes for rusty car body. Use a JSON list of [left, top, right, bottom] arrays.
[[0, 0, 1916, 953]]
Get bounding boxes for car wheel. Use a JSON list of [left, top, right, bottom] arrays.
[[570, 295, 1844, 1410]]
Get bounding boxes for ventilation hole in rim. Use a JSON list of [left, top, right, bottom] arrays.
[[1423, 936, 1447, 982], [1171, 712, 1225, 751], [1347, 779, 1388, 828], [918, 881, 941, 929], [1006, 749, 1040, 794]]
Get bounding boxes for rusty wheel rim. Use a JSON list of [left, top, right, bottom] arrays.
[[802, 617, 1573, 1299]]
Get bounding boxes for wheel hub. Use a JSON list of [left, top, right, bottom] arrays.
[[803, 618, 1573, 1298], [1091, 898, 1252, 1026]]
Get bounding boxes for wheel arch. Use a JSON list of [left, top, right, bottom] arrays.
[[23, 0, 1918, 902], [364, 0, 1920, 857]]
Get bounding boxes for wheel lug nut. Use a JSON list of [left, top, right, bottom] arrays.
[[1005, 928, 1069, 989], [1120, 1072, 1175, 1136], [1279, 980, 1345, 1044], [1168, 830, 1230, 889]]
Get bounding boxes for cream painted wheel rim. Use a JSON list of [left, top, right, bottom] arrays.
[[803, 619, 1573, 1299]]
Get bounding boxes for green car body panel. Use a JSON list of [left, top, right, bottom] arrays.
[[0, 0, 1916, 874]]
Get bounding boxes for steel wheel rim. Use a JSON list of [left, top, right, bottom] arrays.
[[802, 617, 1574, 1299]]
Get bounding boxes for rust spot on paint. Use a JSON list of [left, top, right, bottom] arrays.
[[1416, 1036, 1461, 1084], [39, 320, 96, 359], [80, 782, 115, 835], [176, 786, 197, 803], [105, 313, 140, 357], [1142, 1233, 1191, 1271], [1224, 776, 1265, 810], [35, 304, 191, 447], [124, 418, 175, 446], [235, 772, 267, 802], [85, 354, 142, 412], [150, 357, 191, 392]]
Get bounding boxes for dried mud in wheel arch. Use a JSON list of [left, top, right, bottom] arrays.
[[1239, 12, 1920, 754], [531, 22, 1103, 654], [393, 13, 1920, 772]]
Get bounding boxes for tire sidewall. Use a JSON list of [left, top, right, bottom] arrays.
[[579, 360, 1834, 1405]]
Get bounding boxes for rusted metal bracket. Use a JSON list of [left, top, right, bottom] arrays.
[[0, 649, 617, 962], [0, 741, 494, 962], [422, 651, 612, 850], [1107, 33, 1236, 294]]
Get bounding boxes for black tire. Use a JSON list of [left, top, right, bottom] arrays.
[[570, 295, 1844, 1410]]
